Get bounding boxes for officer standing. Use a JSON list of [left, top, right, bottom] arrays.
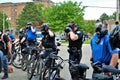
[[64, 21, 84, 80], [40, 23, 57, 58], [26, 22, 37, 46]]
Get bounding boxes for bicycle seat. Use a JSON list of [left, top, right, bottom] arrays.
[[49, 53, 58, 59], [79, 63, 89, 70], [31, 47, 42, 51]]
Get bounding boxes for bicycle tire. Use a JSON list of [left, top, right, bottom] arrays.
[[38, 59, 44, 80], [41, 66, 57, 80], [27, 57, 37, 80], [41, 67, 49, 80], [11, 52, 22, 69], [21, 54, 28, 71], [32, 60, 42, 80]]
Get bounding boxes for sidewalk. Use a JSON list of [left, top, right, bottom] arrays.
[[0, 65, 27, 80]]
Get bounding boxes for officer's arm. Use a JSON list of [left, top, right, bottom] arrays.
[[48, 30, 54, 37], [31, 26, 35, 33], [20, 37, 26, 43], [110, 53, 118, 67], [65, 33, 69, 40], [69, 32, 78, 41]]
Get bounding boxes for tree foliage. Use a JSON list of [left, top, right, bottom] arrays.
[[100, 13, 109, 20], [99, 12, 120, 20], [17, 2, 44, 30], [0, 12, 9, 31], [84, 20, 95, 34], [43, 1, 85, 32]]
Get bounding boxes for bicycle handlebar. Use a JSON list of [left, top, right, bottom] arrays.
[[102, 64, 120, 74], [49, 53, 89, 70], [92, 62, 120, 80]]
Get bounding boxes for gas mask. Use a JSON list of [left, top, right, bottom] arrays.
[[96, 27, 108, 44]]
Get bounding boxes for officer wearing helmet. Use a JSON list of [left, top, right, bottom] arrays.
[[64, 21, 84, 80], [39, 23, 57, 58], [90, 20, 119, 79], [109, 21, 120, 58], [26, 22, 37, 46], [13, 28, 27, 53]]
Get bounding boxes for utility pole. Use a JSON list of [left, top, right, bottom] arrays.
[[116, 0, 120, 21], [2, 3, 5, 32]]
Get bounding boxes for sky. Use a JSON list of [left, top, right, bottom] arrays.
[[0, 0, 117, 20]]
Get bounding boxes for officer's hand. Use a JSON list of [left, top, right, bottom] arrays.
[[64, 27, 72, 33], [41, 31, 49, 35]]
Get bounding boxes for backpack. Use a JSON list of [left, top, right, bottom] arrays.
[[109, 24, 120, 50]]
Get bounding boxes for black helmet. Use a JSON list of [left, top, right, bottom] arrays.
[[66, 21, 77, 29], [27, 22, 33, 25], [41, 23, 50, 31], [109, 24, 120, 49], [19, 28, 23, 33], [66, 23, 73, 28]]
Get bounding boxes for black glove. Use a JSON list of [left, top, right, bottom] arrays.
[[41, 31, 49, 35], [64, 27, 72, 33]]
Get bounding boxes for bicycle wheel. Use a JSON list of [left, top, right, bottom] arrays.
[[41, 66, 57, 80], [41, 67, 49, 80], [38, 59, 44, 80], [11, 52, 22, 69], [32, 59, 43, 80], [27, 57, 37, 80], [21, 53, 28, 71]]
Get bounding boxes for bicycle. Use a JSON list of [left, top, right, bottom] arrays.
[[40, 50, 89, 80], [10, 43, 23, 69], [21, 47, 30, 71], [40, 48, 62, 80], [27, 46, 42, 80]]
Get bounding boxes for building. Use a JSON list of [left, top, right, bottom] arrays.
[[0, 0, 53, 32]]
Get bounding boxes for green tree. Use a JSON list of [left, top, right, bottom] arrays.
[[109, 12, 120, 20], [100, 13, 110, 20], [43, 1, 85, 32], [0, 12, 10, 31], [84, 20, 95, 34], [109, 12, 116, 20], [17, 2, 44, 30]]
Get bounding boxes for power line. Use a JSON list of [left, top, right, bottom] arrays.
[[81, 5, 116, 9]]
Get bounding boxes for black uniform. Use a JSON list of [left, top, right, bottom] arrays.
[[68, 28, 84, 63], [68, 28, 84, 79], [0, 34, 9, 55], [19, 33, 27, 53], [41, 33, 57, 58]]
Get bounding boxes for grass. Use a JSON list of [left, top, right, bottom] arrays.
[[61, 40, 68, 44], [83, 39, 90, 44]]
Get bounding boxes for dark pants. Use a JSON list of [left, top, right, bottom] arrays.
[[26, 40, 36, 47], [68, 48, 82, 80]]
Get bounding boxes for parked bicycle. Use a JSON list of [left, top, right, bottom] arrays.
[[27, 46, 42, 80], [39, 48, 60, 80], [10, 43, 22, 69], [40, 50, 89, 80]]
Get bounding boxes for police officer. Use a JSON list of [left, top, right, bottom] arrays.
[[64, 21, 84, 80], [26, 22, 37, 46], [91, 21, 119, 79], [40, 23, 57, 57]]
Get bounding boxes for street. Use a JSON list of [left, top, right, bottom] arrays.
[[0, 44, 93, 80]]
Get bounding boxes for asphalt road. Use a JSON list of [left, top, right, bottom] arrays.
[[0, 44, 93, 80]]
